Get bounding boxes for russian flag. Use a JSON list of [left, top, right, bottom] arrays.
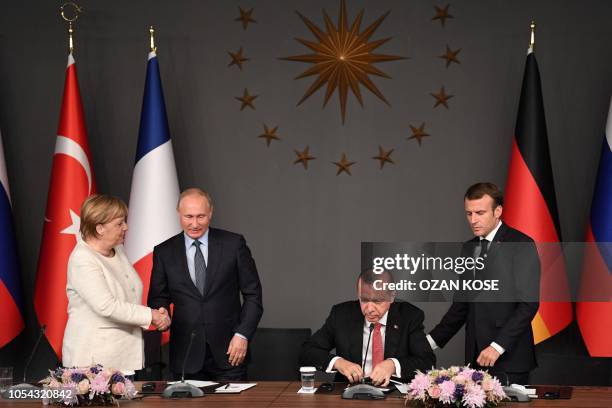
[[0, 132, 25, 348], [124, 50, 181, 312], [576, 97, 612, 357]]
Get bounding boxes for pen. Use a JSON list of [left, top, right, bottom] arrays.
[[224, 383, 231, 389]]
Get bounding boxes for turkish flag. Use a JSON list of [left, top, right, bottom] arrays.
[[34, 54, 96, 359]]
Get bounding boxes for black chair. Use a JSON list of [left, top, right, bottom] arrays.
[[248, 328, 312, 380], [135, 330, 165, 380]]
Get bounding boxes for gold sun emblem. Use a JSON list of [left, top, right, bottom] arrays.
[[282, 0, 405, 123]]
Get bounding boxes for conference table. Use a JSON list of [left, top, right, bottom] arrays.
[[1, 382, 610, 407]]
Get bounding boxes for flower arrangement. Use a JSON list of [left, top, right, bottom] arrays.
[[41, 365, 137, 406], [405, 366, 507, 408]]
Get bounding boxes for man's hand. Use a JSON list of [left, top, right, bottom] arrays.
[[226, 335, 248, 366], [370, 359, 396, 387], [151, 307, 171, 331], [333, 358, 363, 383], [476, 346, 501, 367]]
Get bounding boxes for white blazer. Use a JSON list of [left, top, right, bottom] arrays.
[[62, 241, 152, 372]]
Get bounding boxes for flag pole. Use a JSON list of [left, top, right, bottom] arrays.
[[60, 2, 82, 54], [149, 26, 157, 53], [528, 20, 535, 54]]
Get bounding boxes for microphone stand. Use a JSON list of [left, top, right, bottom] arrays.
[[2, 326, 46, 397], [162, 331, 204, 398]]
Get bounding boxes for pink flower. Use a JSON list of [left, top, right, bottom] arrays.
[[124, 380, 137, 399], [439, 380, 456, 403], [77, 379, 90, 395], [439, 369, 449, 377], [408, 372, 431, 400], [482, 378, 494, 391], [111, 382, 126, 396], [453, 374, 468, 385], [462, 383, 486, 408], [428, 385, 441, 399], [90, 374, 110, 394]]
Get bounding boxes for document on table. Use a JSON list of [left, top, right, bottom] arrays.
[[214, 383, 257, 393]]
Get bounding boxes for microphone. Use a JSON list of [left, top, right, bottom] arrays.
[[361, 323, 375, 383], [162, 330, 204, 398], [2, 325, 46, 397], [342, 323, 384, 400]]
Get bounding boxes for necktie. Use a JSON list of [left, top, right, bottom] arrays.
[[193, 240, 207, 295], [474, 239, 488, 279], [371, 323, 384, 372]]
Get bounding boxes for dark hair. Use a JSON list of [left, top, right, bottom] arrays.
[[464, 182, 503, 208]]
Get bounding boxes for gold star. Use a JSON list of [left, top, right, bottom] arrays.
[[431, 86, 454, 109], [408, 123, 430, 146], [228, 47, 249, 70], [258, 124, 280, 147], [439, 45, 461, 68], [235, 7, 256, 30], [235, 88, 258, 110], [282, 0, 405, 123], [432, 4, 453, 27], [332, 153, 356, 176], [372, 145, 394, 169], [293, 146, 316, 169]]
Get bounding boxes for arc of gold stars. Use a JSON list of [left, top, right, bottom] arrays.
[[228, 47, 249, 70], [432, 4, 453, 27], [258, 124, 280, 147], [431, 86, 454, 109], [293, 146, 316, 169], [439, 45, 461, 68], [372, 145, 394, 169], [281, 0, 405, 123], [332, 153, 356, 175], [235, 7, 256, 30], [408, 123, 431, 146], [235, 88, 258, 110]]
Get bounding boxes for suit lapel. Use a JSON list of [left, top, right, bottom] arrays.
[[384, 304, 401, 358], [203, 228, 222, 298], [173, 233, 201, 298]]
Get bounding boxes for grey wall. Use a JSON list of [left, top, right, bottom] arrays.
[[0, 0, 611, 383]]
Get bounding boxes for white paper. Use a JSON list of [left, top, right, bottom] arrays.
[[214, 383, 257, 393], [394, 383, 409, 394], [166, 380, 218, 387]]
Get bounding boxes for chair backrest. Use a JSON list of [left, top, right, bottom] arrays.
[[248, 328, 312, 381]]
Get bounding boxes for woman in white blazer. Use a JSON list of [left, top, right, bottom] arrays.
[[62, 194, 170, 374]]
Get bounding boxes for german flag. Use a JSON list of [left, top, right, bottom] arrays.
[[502, 47, 572, 344]]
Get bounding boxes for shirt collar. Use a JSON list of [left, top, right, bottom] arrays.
[[364, 310, 389, 328], [482, 220, 503, 242], [184, 229, 209, 251]]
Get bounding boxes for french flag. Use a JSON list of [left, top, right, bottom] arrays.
[[576, 97, 612, 357], [124, 50, 180, 309], [0, 132, 25, 348]]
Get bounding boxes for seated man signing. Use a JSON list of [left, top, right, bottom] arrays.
[[299, 270, 435, 386]]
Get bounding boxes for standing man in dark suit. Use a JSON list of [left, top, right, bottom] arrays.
[[427, 182, 540, 385], [148, 188, 263, 380], [300, 269, 435, 386]]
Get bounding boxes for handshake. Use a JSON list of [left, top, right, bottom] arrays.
[[151, 307, 171, 331]]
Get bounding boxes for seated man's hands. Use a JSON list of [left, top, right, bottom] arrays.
[[333, 358, 363, 383], [370, 359, 396, 387], [151, 307, 171, 331]]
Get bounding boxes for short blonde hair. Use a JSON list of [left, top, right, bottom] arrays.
[[79, 194, 128, 240], [177, 188, 213, 210]]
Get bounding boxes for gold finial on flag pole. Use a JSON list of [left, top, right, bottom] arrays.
[[528, 20, 535, 53], [60, 2, 82, 54], [149, 26, 157, 53]]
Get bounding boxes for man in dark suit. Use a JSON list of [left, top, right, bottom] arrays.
[[148, 188, 263, 380], [428, 182, 540, 385], [300, 269, 435, 386]]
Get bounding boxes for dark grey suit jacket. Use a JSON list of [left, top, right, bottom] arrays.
[[148, 228, 263, 374]]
